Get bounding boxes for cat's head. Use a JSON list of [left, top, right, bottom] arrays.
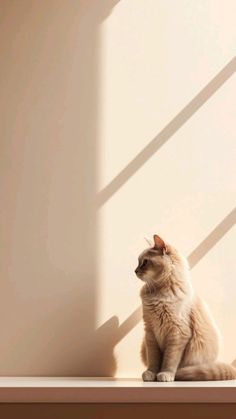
[[135, 235, 191, 296], [135, 235, 174, 285]]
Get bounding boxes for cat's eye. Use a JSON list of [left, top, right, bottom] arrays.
[[140, 259, 148, 269]]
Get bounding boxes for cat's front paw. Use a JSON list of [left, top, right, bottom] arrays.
[[156, 371, 175, 382], [142, 369, 156, 382]]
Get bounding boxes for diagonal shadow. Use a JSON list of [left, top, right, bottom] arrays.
[[96, 57, 236, 208], [188, 207, 236, 268], [102, 208, 236, 346]]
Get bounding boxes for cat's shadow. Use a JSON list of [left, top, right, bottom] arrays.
[[72, 307, 142, 377]]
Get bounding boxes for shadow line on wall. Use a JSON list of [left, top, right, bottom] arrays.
[[188, 207, 236, 268], [96, 57, 236, 208]]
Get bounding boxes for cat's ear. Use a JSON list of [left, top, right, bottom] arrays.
[[153, 234, 168, 254]]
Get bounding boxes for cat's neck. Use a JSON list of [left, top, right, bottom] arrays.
[[141, 268, 193, 304]]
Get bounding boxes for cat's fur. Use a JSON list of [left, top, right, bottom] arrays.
[[135, 234, 236, 381]]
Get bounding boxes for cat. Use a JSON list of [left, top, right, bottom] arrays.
[[135, 234, 236, 381]]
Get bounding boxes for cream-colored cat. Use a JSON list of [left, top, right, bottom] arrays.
[[135, 234, 236, 381]]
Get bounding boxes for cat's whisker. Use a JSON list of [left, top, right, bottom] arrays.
[[144, 237, 152, 246]]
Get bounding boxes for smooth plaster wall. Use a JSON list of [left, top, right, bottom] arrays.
[[0, 0, 235, 376]]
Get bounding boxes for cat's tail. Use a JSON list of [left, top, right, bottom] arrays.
[[175, 361, 236, 381]]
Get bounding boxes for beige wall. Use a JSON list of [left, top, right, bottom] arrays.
[[0, 0, 235, 376]]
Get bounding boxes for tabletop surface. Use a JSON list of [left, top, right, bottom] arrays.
[[0, 377, 235, 403]]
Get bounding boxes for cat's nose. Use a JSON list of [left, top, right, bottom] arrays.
[[135, 267, 139, 274]]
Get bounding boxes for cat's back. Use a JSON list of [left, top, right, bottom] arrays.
[[182, 295, 221, 365], [190, 295, 221, 340]]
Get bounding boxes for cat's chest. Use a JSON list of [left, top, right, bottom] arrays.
[[143, 300, 178, 349]]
